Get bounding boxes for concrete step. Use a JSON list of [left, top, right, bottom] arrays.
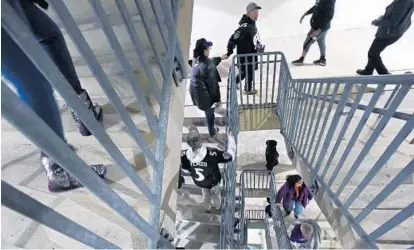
[[183, 106, 227, 126], [175, 223, 221, 244], [182, 126, 227, 142], [174, 238, 220, 249], [176, 212, 221, 227]]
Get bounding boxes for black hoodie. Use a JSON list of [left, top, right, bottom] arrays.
[[304, 0, 336, 31], [226, 15, 258, 56]]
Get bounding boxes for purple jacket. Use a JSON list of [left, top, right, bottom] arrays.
[[275, 183, 313, 210], [290, 224, 308, 243]]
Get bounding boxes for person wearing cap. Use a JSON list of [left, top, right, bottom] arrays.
[[181, 126, 236, 211], [189, 38, 227, 140], [292, 0, 336, 67], [225, 2, 262, 95]]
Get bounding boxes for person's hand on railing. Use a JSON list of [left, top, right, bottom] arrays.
[[221, 54, 229, 60]]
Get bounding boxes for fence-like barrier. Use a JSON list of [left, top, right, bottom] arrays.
[[237, 170, 292, 249], [225, 51, 413, 248], [1, 0, 185, 248]]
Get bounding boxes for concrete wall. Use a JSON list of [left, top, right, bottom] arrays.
[[159, 0, 194, 236]]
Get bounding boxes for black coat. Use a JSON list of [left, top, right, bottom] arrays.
[[227, 15, 258, 56], [189, 56, 222, 111], [305, 0, 336, 31], [375, 0, 414, 38]]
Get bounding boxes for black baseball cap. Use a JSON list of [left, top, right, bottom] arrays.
[[193, 38, 213, 58]]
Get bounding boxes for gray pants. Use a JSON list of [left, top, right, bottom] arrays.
[[202, 185, 221, 211], [303, 29, 328, 57]]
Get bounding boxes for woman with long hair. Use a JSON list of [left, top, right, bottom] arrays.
[[274, 174, 313, 219]]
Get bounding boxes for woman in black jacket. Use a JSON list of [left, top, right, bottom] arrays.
[[189, 38, 227, 140]]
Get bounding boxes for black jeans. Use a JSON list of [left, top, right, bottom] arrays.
[[19, 0, 83, 94], [204, 107, 216, 136], [364, 36, 401, 75], [236, 56, 258, 91]]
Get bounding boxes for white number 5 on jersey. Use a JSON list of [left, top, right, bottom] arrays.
[[194, 168, 205, 181]]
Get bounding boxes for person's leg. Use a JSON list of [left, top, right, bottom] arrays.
[[20, 0, 102, 136], [293, 30, 315, 65], [211, 184, 221, 210], [201, 188, 212, 211], [245, 64, 254, 93], [369, 37, 400, 75], [1, 28, 64, 140], [236, 57, 247, 89], [204, 107, 217, 137], [294, 200, 304, 218], [1, 28, 106, 192], [314, 30, 328, 66], [284, 200, 295, 215], [357, 37, 398, 75]]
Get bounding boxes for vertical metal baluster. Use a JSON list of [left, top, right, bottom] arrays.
[[305, 83, 331, 160], [1, 82, 158, 240], [293, 82, 312, 147], [313, 84, 353, 174], [298, 82, 319, 153], [115, 0, 162, 103], [238, 56, 244, 107], [259, 54, 263, 106], [356, 159, 414, 222], [285, 80, 296, 139], [88, 0, 160, 136], [327, 85, 386, 187], [265, 54, 270, 104], [320, 84, 368, 178], [368, 203, 414, 241], [271, 54, 277, 104], [253, 55, 256, 105], [335, 84, 411, 197], [6, 0, 158, 200], [344, 116, 414, 209], [245, 55, 250, 106], [133, 0, 167, 78], [288, 82, 306, 143], [310, 83, 339, 166]]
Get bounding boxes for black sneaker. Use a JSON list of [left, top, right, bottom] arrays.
[[41, 154, 106, 192], [292, 58, 304, 65], [244, 89, 258, 95], [70, 89, 103, 136], [356, 69, 373, 76], [208, 126, 220, 142], [313, 58, 326, 66]]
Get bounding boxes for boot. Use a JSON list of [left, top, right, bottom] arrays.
[[41, 152, 106, 192], [70, 89, 103, 136]]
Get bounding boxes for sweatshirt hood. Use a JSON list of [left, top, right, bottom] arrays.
[[239, 14, 255, 25]]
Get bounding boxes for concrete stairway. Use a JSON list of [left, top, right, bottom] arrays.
[[1, 1, 192, 248], [236, 129, 343, 249], [175, 78, 227, 249]]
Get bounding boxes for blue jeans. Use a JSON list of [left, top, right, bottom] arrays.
[[287, 200, 304, 217], [204, 107, 216, 136], [303, 29, 328, 58], [2, 28, 64, 140]]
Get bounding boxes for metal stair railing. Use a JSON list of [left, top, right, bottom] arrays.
[[239, 170, 292, 249], [225, 51, 414, 249], [1, 0, 186, 248]]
